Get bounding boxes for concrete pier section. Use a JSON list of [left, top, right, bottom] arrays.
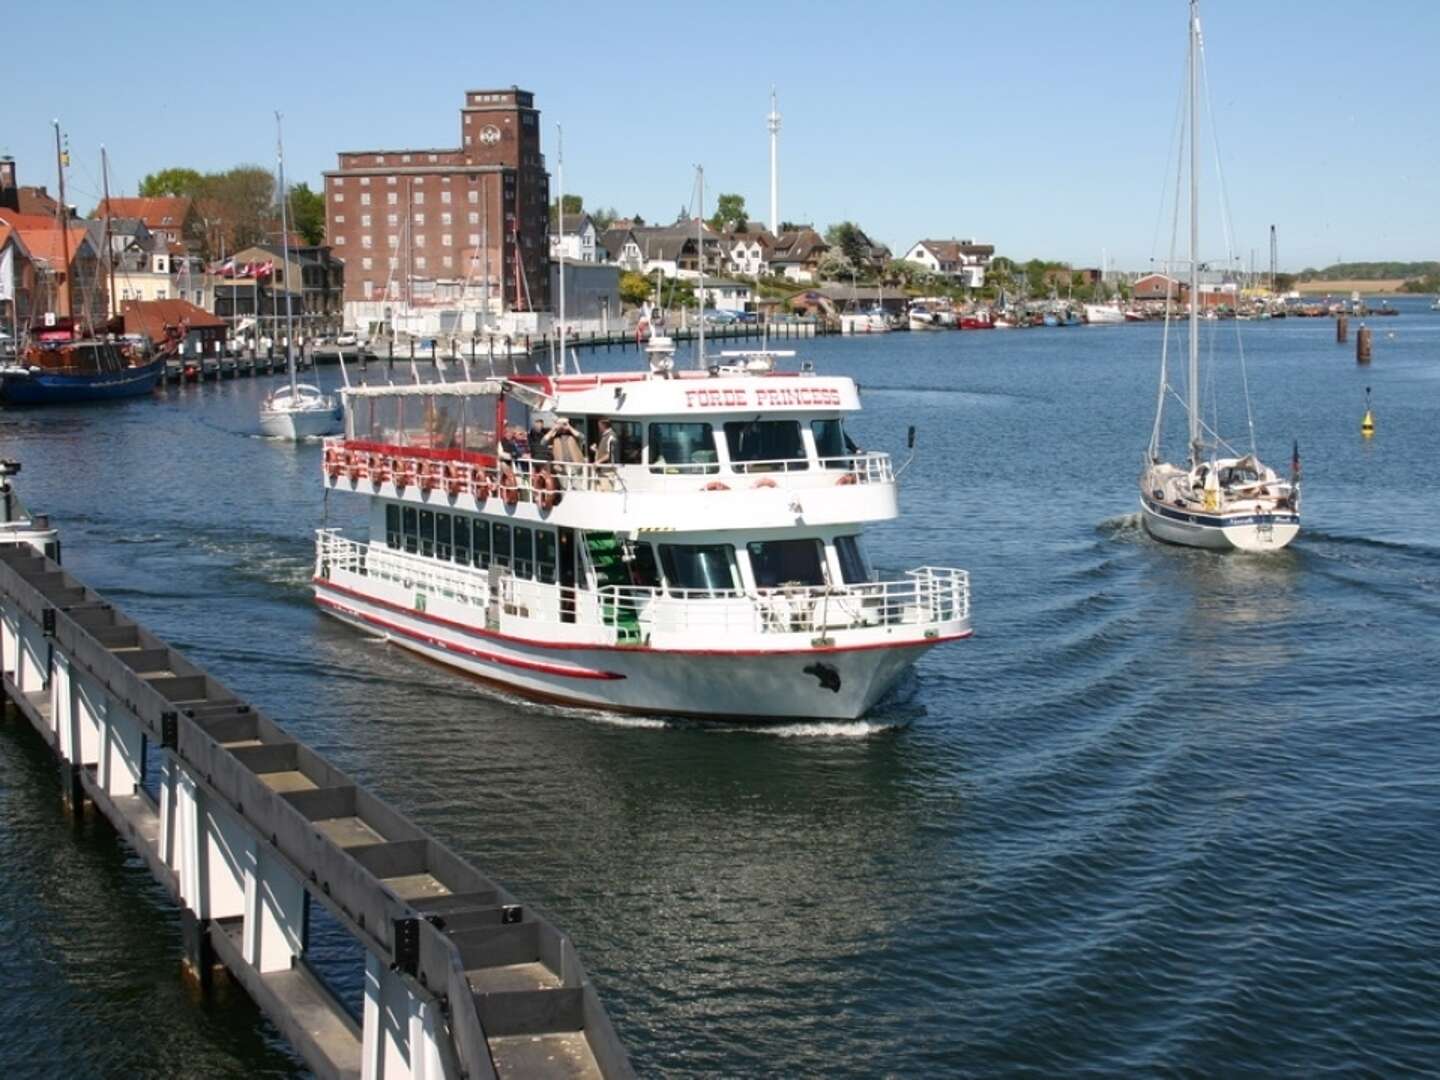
[[0, 540, 631, 1080]]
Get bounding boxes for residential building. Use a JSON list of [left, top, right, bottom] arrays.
[[324, 86, 551, 326], [84, 219, 212, 312], [900, 239, 995, 287], [599, 227, 644, 272], [91, 196, 201, 250], [0, 209, 108, 326], [213, 244, 344, 339], [699, 279, 754, 314], [120, 298, 227, 357], [0, 222, 36, 330], [769, 227, 829, 283], [550, 262, 621, 331], [1132, 273, 1184, 302], [723, 229, 774, 277], [549, 210, 599, 263]]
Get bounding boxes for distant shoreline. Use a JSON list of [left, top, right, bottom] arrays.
[[1292, 278, 1408, 295]]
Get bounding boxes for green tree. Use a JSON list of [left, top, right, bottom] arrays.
[[824, 221, 869, 269], [619, 272, 653, 307], [550, 194, 583, 217], [138, 167, 206, 198], [590, 206, 619, 231], [816, 250, 856, 282], [289, 182, 325, 246], [708, 193, 747, 232]]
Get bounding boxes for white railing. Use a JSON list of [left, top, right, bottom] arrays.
[[322, 439, 892, 502], [316, 532, 969, 646]]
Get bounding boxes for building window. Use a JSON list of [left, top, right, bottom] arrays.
[[361, 193, 371, 206], [468, 190, 478, 204], [464, 136, 471, 146], [362, 257, 373, 270], [441, 234, 451, 247], [361, 214, 371, 227], [414, 213, 425, 226], [361, 235, 372, 249], [360, 177, 370, 186], [389, 256, 398, 268], [387, 176, 396, 186], [414, 192, 424, 206], [335, 236, 346, 245], [334, 214, 345, 224], [401, 154, 411, 163], [415, 235, 425, 247], [467, 211, 479, 225], [387, 213, 398, 226], [332, 176, 345, 186], [468, 233, 480, 246], [415, 256, 426, 269], [387, 192, 397, 205], [443, 255, 453, 268], [440, 212, 452, 226], [334, 192, 345, 203], [375, 155, 385, 164], [428, 153, 438, 163], [363, 280, 374, 299], [441, 191, 451, 205], [387, 235, 398, 249]]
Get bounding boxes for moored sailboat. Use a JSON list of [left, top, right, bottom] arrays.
[[1138, 0, 1299, 553]]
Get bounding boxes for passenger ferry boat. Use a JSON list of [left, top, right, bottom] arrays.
[[313, 349, 971, 720]]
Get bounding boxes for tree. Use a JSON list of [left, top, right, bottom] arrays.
[[590, 206, 619, 231], [289, 182, 325, 246], [139, 167, 205, 198], [816, 251, 856, 282], [630, 213, 646, 227], [779, 221, 804, 233], [708, 193, 747, 233], [619, 271, 652, 307], [824, 221, 869, 269], [550, 194, 583, 216]]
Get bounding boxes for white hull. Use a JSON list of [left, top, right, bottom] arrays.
[[260, 405, 344, 439], [1083, 303, 1126, 324], [908, 315, 943, 332], [1139, 494, 1299, 552], [315, 577, 950, 720]]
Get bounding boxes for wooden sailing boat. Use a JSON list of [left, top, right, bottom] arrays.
[[1138, 0, 1299, 552]]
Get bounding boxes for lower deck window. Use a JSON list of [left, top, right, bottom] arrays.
[[386, 504, 401, 549], [536, 530, 557, 584], [658, 544, 737, 594], [514, 526, 534, 579], [493, 523, 511, 568], [435, 513, 453, 561], [473, 519, 491, 568], [833, 535, 870, 584], [402, 507, 419, 554], [747, 539, 827, 589], [454, 516, 471, 565], [419, 509, 435, 557]]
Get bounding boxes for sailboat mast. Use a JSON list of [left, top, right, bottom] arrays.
[[101, 145, 117, 321], [556, 123, 565, 377], [1187, 0, 1201, 465], [696, 165, 705, 369], [275, 111, 298, 397], [53, 121, 72, 322]]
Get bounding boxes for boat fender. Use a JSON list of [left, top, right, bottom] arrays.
[[752, 477, 777, 489], [499, 465, 520, 505], [532, 469, 560, 510], [836, 473, 859, 486], [703, 481, 731, 492]]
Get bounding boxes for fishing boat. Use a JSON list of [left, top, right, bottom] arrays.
[[1083, 302, 1126, 324], [908, 304, 943, 331], [259, 112, 342, 440], [1138, 0, 1299, 553], [312, 345, 972, 721], [0, 124, 164, 406]]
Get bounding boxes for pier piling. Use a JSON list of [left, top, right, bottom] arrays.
[[1336, 314, 1348, 343], [1357, 324, 1372, 364]]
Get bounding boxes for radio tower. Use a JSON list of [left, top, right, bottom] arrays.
[[767, 87, 781, 236]]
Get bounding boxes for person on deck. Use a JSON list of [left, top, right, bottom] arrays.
[[592, 418, 618, 490]]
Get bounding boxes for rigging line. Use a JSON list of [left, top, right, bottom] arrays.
[[1198, 25, 1259, 457], [1152, 73, 1190, 461], [1149, 37, 1192, 265]]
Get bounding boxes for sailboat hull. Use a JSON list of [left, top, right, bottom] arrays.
[[1139, 493, 1299, 552], [0, 358, 164, 404]]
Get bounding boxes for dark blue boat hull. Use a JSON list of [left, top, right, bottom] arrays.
[[0, 359, 165, 404]]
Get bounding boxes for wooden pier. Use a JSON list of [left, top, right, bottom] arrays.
[[0, 530, 631, 1079]]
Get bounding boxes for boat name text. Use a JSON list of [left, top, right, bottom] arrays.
[[683, 386, 844, 409]]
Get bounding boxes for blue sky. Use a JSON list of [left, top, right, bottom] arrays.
[[5, 1, 1436, 270]]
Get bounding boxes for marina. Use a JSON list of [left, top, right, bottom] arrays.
[[2, 303, 1439, 1074]]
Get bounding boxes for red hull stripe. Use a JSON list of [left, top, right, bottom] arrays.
[[316, 596, 626, 681], [313, 576, 972, 656]]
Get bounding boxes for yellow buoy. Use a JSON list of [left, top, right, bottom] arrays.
[[1361, 387, 1375, 437]]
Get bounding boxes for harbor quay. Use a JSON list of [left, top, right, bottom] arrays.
[[0, 508, 631, 1080]]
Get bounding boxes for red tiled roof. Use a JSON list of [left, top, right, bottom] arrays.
[[120, 298, 225, 342], [17, 186, 62, 216], [93, 196, 193, 231], [0, 210, 90, 267]]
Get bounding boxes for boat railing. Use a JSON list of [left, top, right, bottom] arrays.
[[316, 531, 968, 644], [322, 439, 892, 499]]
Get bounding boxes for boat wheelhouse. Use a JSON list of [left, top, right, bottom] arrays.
[[313, 353, 971, 720]]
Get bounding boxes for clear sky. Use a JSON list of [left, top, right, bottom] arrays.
[[5, 0, 1436, 271]]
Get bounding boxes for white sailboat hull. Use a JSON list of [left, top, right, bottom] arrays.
[[260, 407, 344, 440], [1139, 493, 1299, 552]]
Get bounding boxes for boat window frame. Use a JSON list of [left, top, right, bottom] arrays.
[[385, 503, 401, 549], [723, 419, 809, 473], [435, 512, 453, 562], [492, 521, 512, 569], [513, 526, 534, 580], [657, 542, 739, 596], [646, 421, 718, 474], [473, 518, 491, 569], [453, 515, 471, 565], [746, 537, 829, 590], [832, 534, 871, 585], [418, 508, 435, 558], [536, 529, 557, 584], [402, 506, 419, 554]]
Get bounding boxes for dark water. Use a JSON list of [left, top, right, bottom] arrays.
[[2, 300, 1438, 1076]]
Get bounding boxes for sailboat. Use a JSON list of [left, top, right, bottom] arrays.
[[259, 112, 342, 440], [1138, 0, 1299, 552], [0, 123, 164, 405]]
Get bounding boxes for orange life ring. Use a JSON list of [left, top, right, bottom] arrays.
[[752, 477, 777, 489], [532, 469, 560, 510], [472, 469, 492, 501], [444, 463, 466, 495], [499, 465, 520, 505], [836, 473, 859, 486], [703, 480, 731, 492]]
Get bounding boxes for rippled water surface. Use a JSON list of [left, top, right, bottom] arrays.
[[3, 300, 1439, 1076]]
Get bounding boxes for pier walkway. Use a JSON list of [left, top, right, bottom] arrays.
[[0, 539, 632, 1080]]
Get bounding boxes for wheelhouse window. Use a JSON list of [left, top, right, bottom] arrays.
[[473, 519, 491, 568], [811, 418, 851, 466], [492, 522, 511, 569], [648, 422, 717, 473], [724, 420, 807, 472], [419, 509, 435, 557], [658, 544, 737, 594], [513, 526, 534, 579], [833, 535, 871, 584], [453, 516, 471, 565], [402, 507, 419, 554], [435, 513, 453, 561], [386, 504, 401, 549], [747, 539, 827, 589]]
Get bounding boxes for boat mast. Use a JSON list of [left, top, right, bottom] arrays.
[[53, 121, 72, 322], [1187, 0, 1201, 466], [101, 145, 117, 321], [556, 122, 565, 377], [275, 111, 298, 398], [696, 164, 705, 369]]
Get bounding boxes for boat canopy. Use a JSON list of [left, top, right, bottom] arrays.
[[343, 382, 549, 457]]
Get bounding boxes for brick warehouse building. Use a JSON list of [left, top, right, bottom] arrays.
[[325, 87, 550, 328]]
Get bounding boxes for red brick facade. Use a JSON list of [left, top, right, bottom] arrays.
[[324, 88, 550, 311]]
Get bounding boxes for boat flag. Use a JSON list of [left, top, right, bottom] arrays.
[[255, 261, 275, 279]]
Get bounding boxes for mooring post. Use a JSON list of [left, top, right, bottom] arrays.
[[1357, 324, 1372, 365], [1336, 313, 1347, 343]]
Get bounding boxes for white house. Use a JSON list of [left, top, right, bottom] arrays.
[[900, 238, 995, 288], [725, 231, 773, 277], [700, 279, 753, 314], [600, 227, 644, 272], [549, 211, 599, 263]]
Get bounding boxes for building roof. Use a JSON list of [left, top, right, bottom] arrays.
[[723, 228, 776, 250], [770, 228, 828, 263], [92, 196, 193, 232], [120, 298, 225, 342], [912, 239, 995, 262], [0, 211, 92, 268], [599, 227, 638, 261], [17, 186, 63, 217], [549, 210, 594, 236]]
